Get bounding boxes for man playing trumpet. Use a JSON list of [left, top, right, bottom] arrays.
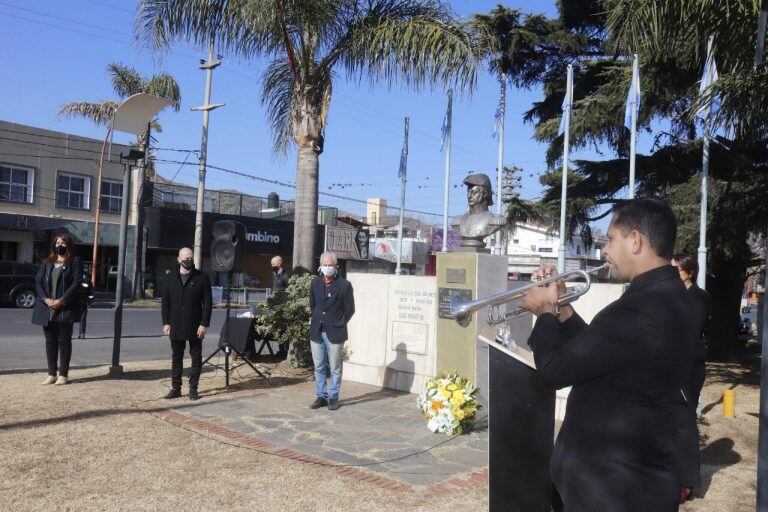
[[520, 198, 697, 511]]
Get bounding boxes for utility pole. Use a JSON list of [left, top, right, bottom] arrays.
[[192, 40, 224, 269]]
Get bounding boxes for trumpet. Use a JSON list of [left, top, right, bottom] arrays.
[[450, 264, 609, 328]]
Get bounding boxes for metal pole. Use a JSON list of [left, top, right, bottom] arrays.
[[697, 112, 710, 290], [396, 117, 409, 275], [110, 159, 132, 374], [754, 2, 768, 509], [495, 76, 506, 254], [557, 65, 573, 274], [193, 40, 223, 269], [628, 54, 638, 199], [91, 125, 112, 288], [441, 89, 453, 252]]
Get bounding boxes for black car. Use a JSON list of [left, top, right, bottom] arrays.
[[0, 261, 39, 308]]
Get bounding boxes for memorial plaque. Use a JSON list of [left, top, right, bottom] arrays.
[[446, 268, 466, 284], [438, 287, 472, 319], [391, 321, 428, 354]]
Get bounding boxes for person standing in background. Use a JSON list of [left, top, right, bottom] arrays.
[[672, 252, 711, 502], [271, 255, 290, 292], [32, 235, 83, 386], [77, 271, 94, 339]]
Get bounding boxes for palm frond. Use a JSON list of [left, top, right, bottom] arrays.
[[328, 0, 477, 93], [56, 101, 119, 126], [261, 60, 298, 155], [145, 73, 182, 111], [107, 62, 145, 99]]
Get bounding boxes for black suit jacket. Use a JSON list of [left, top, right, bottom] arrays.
[[527, 265, 696, 512], [309, 276, 355, 343], [32, 257, 83, 325], [272, 268, 290, 292], [161, 268, 213, 341]]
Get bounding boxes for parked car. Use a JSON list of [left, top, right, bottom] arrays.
[[0, 261, 39, 308]]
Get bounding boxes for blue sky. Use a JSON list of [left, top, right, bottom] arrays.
[[0, 0, 637, 227]]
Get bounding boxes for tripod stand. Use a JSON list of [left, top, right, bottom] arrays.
[[201, 272, 270, 388]]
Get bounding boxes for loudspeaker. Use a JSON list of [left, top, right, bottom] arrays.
[[211, 220, 245, 272]]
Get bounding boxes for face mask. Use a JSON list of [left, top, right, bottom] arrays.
[[272, 266, 279, 271], [180, 259, 195, 271], [56, 245, 67, 256], [320, 265, 336, 277]]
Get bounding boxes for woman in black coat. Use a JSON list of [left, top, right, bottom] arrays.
[[672, 252, 711, 502], [32, 235, 83, 386]]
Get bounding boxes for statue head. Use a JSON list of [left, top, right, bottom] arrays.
[[463, 173, 493, 209]]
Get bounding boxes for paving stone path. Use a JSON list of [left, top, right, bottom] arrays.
[[182, 380, 488, 487]]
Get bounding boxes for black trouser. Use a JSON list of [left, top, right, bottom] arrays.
[[78, 308, 87, 337], [170, 338, 202, 389], [44, 322, 74, 377]]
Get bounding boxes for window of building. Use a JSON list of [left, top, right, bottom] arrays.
[[57, 172, 90, 209], [512, 238, 519, 244], [538, 247, 553, 253], [100, 180, 123, 213], [530, 244, 537, 251], [0, 165, 34, 203], [576, 246, 582, 255]]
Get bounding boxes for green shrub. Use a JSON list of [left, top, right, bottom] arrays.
[[255, 274, 314, 368]]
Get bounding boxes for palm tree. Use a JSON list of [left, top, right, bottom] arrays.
[[58, 62, 181, 297], [136, 0, 477, 272]]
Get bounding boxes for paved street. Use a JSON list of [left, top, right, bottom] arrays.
[[0, 308, 227, 371]]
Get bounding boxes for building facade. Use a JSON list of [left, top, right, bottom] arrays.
[[0, 120, 137, 290]]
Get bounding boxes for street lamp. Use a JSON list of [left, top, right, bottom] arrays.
[[104, 93, 175, 376]]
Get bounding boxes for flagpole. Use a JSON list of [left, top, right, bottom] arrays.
[[495, 76, 506, 255], [396, 117, 409, 275], [557, 65, 573, 274], [629, 54, 639, 199], [442, 90, 453, 252], [697, 36, 715, 290]]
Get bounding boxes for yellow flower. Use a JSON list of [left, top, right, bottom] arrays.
[[455, 409, 466, 420], [440, 389, 451, 399], [430, 400, 442, 412], [447, 383, 458, 391], [452, 391, 466, 406]]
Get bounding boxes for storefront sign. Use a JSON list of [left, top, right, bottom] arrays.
[[325, 226, 369, 260]]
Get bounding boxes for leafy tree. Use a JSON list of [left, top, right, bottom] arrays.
[[136, 0, 477, 272], [58, 62, 181, 298], [478, 0, 768, 359], [255, 273, 314, 368]]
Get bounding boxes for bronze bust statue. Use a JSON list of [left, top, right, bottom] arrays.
[[451, 173, 506, 251]]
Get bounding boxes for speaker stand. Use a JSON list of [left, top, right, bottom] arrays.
[[202, 272, 270, 388]]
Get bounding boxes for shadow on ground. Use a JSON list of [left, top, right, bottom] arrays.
[[696, 437, 742, 499]]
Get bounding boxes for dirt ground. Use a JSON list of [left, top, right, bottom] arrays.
[[0, 359, 758, 511]]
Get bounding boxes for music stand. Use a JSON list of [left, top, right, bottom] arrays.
[[201, 272, 270, 388]]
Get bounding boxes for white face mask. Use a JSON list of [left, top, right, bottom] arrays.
[[319, 265, 336, 277]]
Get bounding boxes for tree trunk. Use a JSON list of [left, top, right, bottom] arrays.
[[707, 251, 748, 361], [293, 145, 319, 273]]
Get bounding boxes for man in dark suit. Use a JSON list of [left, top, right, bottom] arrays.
[[271, 255, 290, 292], [161, 247, 213, 401], [308, 251, 355, 411], [520, 198, 696, 511]]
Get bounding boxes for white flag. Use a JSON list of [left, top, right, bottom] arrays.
[[624, 55, 641, 129], [697, 36, 719, 120], [558, 65, 573, 136]]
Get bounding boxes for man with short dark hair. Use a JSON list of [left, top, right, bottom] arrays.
[[520, 198, 696, 511], [161, 247, 212, 401]]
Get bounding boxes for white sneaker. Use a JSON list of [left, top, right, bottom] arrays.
[[42, 375, 57, 385], [55, 375, 69, 385]]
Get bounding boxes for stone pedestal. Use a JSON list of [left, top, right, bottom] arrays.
[[435, 252, 507, 399]]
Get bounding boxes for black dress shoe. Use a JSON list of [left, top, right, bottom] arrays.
[[189, 388, 199, 401], [328, 398, 340, 411], [309, 397, 328, 409], [164, 388, 181, 399]]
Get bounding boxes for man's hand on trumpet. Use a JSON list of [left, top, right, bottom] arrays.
[[519, 265, 574, 322]]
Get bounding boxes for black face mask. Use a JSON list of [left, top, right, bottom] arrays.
[[180, 259, 195, 271], [55, 245, 67, 256], [272, 266, 279, 271]]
